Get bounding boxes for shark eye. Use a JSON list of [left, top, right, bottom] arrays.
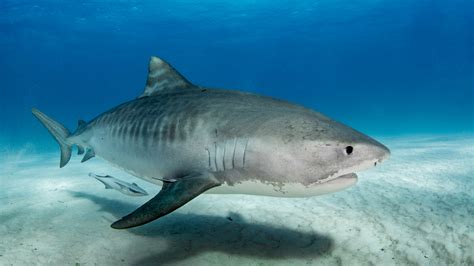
[[345, 146, 354, 155]]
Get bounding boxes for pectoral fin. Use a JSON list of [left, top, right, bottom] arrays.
[[111, 172, 221, 229]]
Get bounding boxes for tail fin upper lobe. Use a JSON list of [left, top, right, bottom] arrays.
[[32, 108, 72, 168]]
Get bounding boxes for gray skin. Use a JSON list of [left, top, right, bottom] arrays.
[[32, 56, 390, 229]]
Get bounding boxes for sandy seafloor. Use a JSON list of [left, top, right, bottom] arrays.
[[0, 135, 472, 265]]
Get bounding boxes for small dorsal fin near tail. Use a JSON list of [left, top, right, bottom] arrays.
[[78, 120, 87, 130], [138, 56, 195, 98], [32, 108, 72, 168]]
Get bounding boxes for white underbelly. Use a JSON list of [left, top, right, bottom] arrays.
[[209, 174, 357, 197]]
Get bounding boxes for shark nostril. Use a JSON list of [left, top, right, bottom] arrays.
[[345, 146, 353, 155]]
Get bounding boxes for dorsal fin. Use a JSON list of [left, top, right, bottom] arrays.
[[139, 56, 194, 98]]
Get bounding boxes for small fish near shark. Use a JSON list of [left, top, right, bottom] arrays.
[[32, 56, 390, 229], [89, 173, 148, 196]]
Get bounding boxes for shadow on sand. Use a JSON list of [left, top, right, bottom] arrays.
[[69, 191, 334, 265]]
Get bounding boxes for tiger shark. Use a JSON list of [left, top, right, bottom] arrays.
[[32, 56, 390, 229]]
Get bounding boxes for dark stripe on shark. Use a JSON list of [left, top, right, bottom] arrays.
[[168, 119, 177, 143], [134, 119, 142, 142], [135, 119, 143, 142], [141, 119, 151, 147], [159, 117, 169, 145], [153, 117, 162, 145], [128, 121, 137, 143], [118, 124, 125, 141], [123, 123, 130, 142], [94, 96, 220, 147], [178, 114, 187, 141]]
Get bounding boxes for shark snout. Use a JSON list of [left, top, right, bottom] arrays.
[[369, 141, 390, 166], [346, 135, 390, 170]]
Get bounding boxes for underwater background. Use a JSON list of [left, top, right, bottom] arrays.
[[0, 0, 473, 265]]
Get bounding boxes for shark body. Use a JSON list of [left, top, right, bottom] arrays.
[[33, 56, 390, 229]]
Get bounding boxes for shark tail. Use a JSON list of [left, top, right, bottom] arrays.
[[32, 108, 72, 168]]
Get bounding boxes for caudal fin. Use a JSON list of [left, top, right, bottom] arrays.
[[32, 108, 72, 168]]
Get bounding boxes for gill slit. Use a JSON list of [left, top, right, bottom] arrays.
[[231, 138, 237, 169], [223, 141, 227, 170], [175, 116, 181, 141], [214, 142, 218, 171], [243, 138, 249, 168], [206, 148, 211, 169]]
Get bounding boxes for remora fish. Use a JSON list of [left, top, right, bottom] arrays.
[[89, 173, 148, 196], [32, 56, 390, 229]]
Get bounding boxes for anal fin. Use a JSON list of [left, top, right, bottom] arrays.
[[111, 171, 221, 229], [81, 149, 95, 163]]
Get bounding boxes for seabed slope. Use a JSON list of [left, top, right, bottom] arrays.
[[0, 135, 472, 265]]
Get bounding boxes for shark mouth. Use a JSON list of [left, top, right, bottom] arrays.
[[312, 172, 358, 185], [304, 173, 358, 195], [309, 157, 382, 189], [308, 172, 359, 193]]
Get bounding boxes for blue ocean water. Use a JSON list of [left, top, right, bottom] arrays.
[[0, 1, 473, 265], [0, 0, 472, 151]]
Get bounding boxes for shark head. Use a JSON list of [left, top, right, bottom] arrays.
[[301, 120, 390, 194], [248, 111, 390, 196]]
